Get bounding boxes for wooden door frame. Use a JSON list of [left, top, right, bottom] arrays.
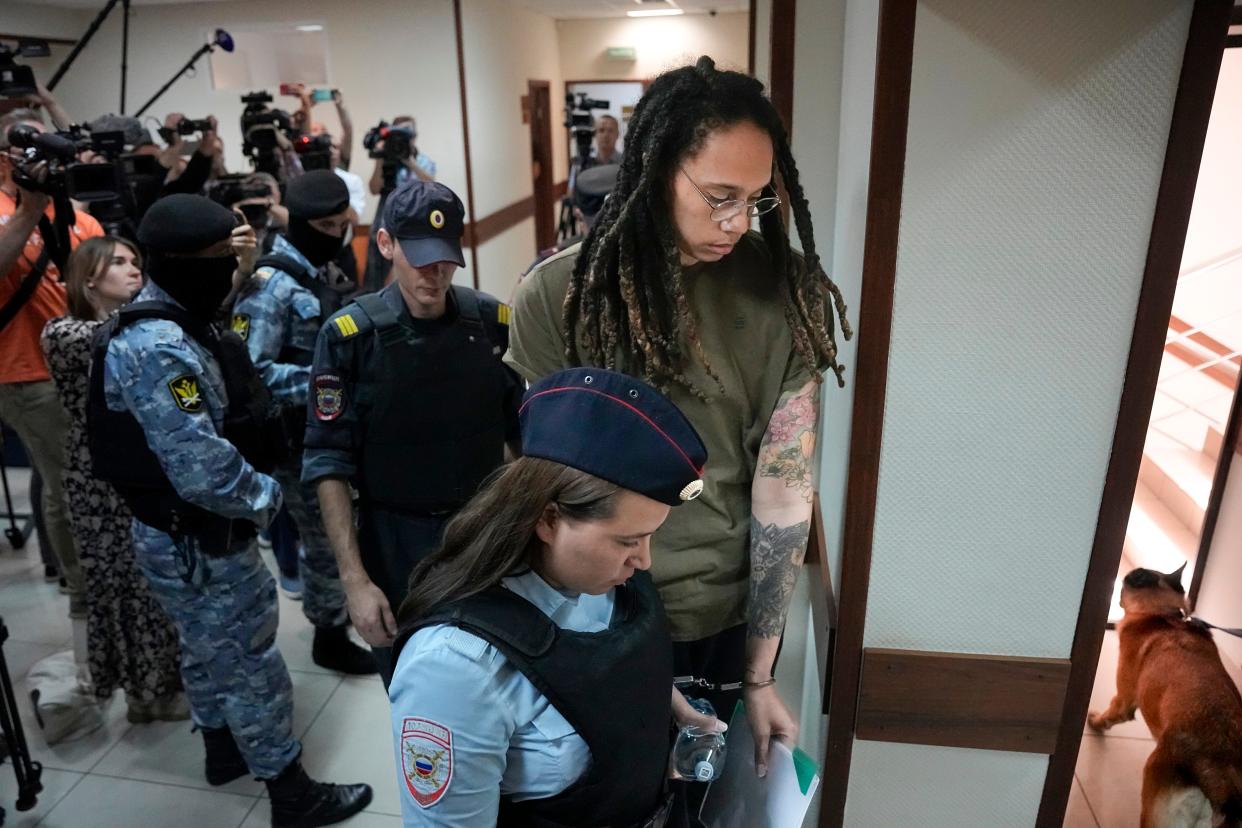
[[528, 80, 555, 252], [812, 1, 1232, 826]]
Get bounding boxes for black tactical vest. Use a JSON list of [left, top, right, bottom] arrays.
[[351, 286, 509, 514], [253, 251, 347, 331], [394, 570, 673, 828], [87, 301, 286, 551]]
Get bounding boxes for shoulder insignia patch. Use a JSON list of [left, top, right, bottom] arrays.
[[313, 373, 346, 421], [168, 375, 203, 413], [496, 303, 511, 326], [255, 267, 275, 281], [231, 313, 251, 341], [333, 314, 360, 338], [400, 717, 453, 808]]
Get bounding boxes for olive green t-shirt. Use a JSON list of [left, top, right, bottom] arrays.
[[505, 233, 812, 642]]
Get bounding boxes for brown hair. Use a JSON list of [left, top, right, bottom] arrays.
[[64, 236, 141, 321], [397, 458, 621, 625]]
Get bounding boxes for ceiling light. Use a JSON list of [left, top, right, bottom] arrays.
[[296, 24, 324, 32], [627, 8, 684, 16]]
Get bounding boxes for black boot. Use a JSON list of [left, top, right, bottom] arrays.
[[266, 758, 372, 827], [202, 726, 250, 786], [312, 624, 378, 675]]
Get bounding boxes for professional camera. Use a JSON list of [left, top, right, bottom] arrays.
[[293, 133, 333, 171], [156, 117, 212, 146], [239, 91, 292, 177], [7, 125, 77, 194], [564, 92, 609, 165], [206, 173, 276, 229], [362, 120, 415, 194], [0, 43, 38, 99], [362, 121, 413, 163]]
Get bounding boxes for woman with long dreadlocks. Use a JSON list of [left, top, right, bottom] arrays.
[[507, 56, 851, 814]]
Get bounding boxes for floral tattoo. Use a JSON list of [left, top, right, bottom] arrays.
[[757, 387, 817, 502]]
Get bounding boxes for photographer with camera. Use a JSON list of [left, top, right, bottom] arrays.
[[240, 92, 303, 183], [154, 113, 227, 195], [567, 114, 622, 198], [0, 110, 106, 615], [229, 169, 374, 676], [361, 116, 434, 292]]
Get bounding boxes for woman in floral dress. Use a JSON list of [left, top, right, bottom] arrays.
[[41, 236, 186, 722]]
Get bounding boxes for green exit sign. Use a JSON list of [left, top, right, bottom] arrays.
[[607, 47, 637, 61]]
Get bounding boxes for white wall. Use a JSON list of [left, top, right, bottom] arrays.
[[458, 0, 563, 298], [556, 13, 748, 81], [1180, 49, 1242, 273], [1196, 456, 1242, 673], [753, 0, 771, 85], [0, 1, 86, 39], [847, 0, 1194, 823], [8, 0, 466, 226]]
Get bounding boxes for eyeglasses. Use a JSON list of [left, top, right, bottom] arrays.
[[680, 168, 781, 222]]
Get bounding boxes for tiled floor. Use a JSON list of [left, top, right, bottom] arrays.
[[1068, 628, 1242, 827], [0, 468, 399, 828]]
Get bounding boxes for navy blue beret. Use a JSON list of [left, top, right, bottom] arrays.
[[137, 194, 236, 254], [520, 368, 708, 507], [284, 169, 350, 219]]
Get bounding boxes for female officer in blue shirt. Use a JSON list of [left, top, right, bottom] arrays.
[[388, 367, 726, 827]]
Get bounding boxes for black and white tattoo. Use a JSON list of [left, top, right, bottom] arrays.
[[748, 517, 812, 638]]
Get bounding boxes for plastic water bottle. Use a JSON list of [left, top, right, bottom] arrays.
[[673, 698, 727, 782]]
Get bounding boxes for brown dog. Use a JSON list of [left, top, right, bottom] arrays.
[[1088, 565, 1242, 828]]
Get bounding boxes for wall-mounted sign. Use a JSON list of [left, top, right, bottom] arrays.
[[606, 47, 637, 61]]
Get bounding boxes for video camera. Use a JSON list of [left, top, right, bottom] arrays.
[[0, 42, 39, 99], [564, 92, 609, 165], [206, 173, 275, 229], [7, 122, 155, 241], [239, 91, 293, 177], [294, 133, 333, 171], [363, 120, 415, 194], [156, 117, 212, 146]]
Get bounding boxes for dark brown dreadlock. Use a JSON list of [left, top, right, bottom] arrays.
[[562, 56, 852, 394]]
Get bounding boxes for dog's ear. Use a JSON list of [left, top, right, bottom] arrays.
[[1162, 563, 1187, 593]]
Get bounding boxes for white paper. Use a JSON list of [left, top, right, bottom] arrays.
[[700, 702, 821, 828]]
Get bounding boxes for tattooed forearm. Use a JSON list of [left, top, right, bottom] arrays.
[[748, 517, 812, 638], [757, 387, 817, 502]]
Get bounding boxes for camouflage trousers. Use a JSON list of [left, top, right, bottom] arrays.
[[272, 461, 348, 629], [132, 520, 300, 779]]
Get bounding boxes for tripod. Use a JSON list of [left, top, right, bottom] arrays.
[[0, 431, 34, 550], [0, 615, 43, 825]]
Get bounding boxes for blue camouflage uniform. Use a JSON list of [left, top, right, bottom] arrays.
[[231, 235, 347, 629], [103, 280, 298, 779]]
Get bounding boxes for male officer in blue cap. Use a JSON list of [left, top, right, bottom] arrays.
[[303, 178, 523, 686], [91, 193, 372, 826], [230, 169, 374, 676]]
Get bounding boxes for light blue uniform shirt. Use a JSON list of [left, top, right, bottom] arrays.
[[389, 570, 617, 826]]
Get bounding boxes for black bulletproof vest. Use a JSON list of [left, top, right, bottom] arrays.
[[255, 252, 346, 323], [353, 287, 508, 514], [394, 570, 673, 828], [87, 301, 284, 547]]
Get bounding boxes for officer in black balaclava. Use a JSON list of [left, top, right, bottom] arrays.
[[90, 193, 374, 825], [228, 170, 376, 676]]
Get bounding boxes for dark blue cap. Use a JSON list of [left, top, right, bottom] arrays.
[[381, 179, 466, 268], [520, 368, 708, 507]]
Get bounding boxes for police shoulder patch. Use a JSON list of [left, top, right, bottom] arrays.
[[231, 313, 251, 341], [167, 374, 203, 413], [313, 373, 346, 421], [254, 266, 275, 281], [400, 717, 453, 808], [332, 313, 361, 339], [496, 302, 511, 326]]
